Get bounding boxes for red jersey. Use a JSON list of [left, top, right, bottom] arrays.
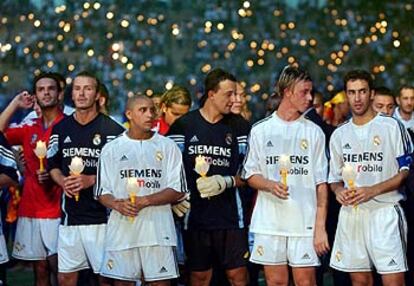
[[5, 112, 64, 218], [152, 116, 170, 135]]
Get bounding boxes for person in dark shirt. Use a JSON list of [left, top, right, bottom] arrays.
[[47, 72, 124, 286], [168, 68, 250, 286]]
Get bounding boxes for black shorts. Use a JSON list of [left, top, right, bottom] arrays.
[[184, 228, 249, 272]]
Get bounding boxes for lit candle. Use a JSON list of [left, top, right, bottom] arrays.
[[342, 163, 358, 208], [126, 177, 138, 222], [279, 154, 291, 187], [194, 155, 210, 177], [34, 140, 47, 171], [69, 156, 85, 202]]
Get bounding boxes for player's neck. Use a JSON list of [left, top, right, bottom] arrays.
[[276, 100, 301, 122], [398, 108, 412, 121], [74, 108, 99, 125], [199, 104, 223, 124], [40, 106, 60, 129], [127, 128, 153, 140], [352, 108, 376, 126]]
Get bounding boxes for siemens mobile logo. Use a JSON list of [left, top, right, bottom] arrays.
[[343, 152, 384, 173], [266, 155, 310, 175], [188, 145, 231, 158], [63, 147, 101, 158], [120, 168, 162, 179], [266, 155, 310, 165]]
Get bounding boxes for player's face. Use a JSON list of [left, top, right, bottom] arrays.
[[210, 79, 236, 115], [231, 83, 244, 114], [163, 103, 190, 126], [397, 88, 414, 114], [127, 98, 156, 132], [346, 79, 373, 116], [72, 76, 99, 110], [35, 78, 60, 109], [286, 80, 313, 113], [372, 95, 395, 116]]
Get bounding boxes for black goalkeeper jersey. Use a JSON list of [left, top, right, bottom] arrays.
[[168, 110, 250, 230], [47, 113, 124, 226], [0, 132, 18, 183]]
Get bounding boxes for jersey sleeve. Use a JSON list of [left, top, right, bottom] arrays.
[[313, 129, 328, 185], [241, 128, 262, 180], [165, 142, 188, 193], [328, 131, 343, 184], [94, 145, 113, 198], [0, 132, 18, 182], [4, 125, 26, 146], [46, 125, 62, 171], [394, 121, 413, 171], [167, 119, 186, 153]]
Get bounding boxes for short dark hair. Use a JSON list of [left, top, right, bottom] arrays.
[[274, 65, 312, 97], [50, 72, 66, 90], [32, 72, 62, 94], [399, 85, 414, 96], [200, 68, 236, 106], [74, 71, 100, 92], [344, 70, 374, 91], [374, 86, 393, 97]]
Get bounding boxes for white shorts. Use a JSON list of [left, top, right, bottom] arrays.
[[0, 234, 9, 264], [58, 224, 106, 273], [250, 233, 320, 267], [100, 246, 178, 282], [12, 217, 59, 260], [330, 204, 407, 274]]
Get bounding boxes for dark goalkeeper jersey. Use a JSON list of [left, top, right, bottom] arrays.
[[47, 113, 124, 226], [168, 110, 250, 230]]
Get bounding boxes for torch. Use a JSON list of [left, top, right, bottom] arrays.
[[68, 156, 85, 202], [126, 177, 138, 222], [34, 140, 47, 172], [342, 163, 357, 208]]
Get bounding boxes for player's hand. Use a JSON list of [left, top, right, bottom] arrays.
[[196, 175, 234, 198], [266, 180, 289, 199], [133, 196, 150, 212], [63, 175, 93, 198], [36, 169, 50, 184], [346, 186, 377, 206], [12, 91, 34, 109], [333, 187, 351, 206], [314, 226, 330, 256], [172, 196, 190, 217], [114, 198, 139, 217]]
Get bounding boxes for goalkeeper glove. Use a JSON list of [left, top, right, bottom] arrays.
[[196, 175, 235, 198], [172, 196, 190, 217]]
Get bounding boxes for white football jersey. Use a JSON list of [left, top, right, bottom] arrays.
[[242, 113, 328, 237], [328, 114, 412, 208], [95, 131, 187, 250], [393, 107, 414, 131]]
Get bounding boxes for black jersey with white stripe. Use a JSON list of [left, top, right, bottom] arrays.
[[47, 113, 124, 226], [168, 110, 251, 230], [0, 132, 18, 183]]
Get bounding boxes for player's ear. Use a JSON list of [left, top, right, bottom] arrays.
[[125, 109, 133, 121]]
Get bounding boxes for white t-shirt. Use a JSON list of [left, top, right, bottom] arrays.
[[328, 114, 412, 208], [95, 131, 187, 251], [242, 112, 328, 237], [393, 107, 414, 131]]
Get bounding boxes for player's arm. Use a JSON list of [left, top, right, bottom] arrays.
[[98, 194, 138, 217], [136, 188, 185, 211], [0, 174, 18, 188], [346, 170, 409, 206], [242, 128, 288, 199], [314, 182, 330, 256], [0, 91, 34, 131], [348, 122, 413, 205]]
